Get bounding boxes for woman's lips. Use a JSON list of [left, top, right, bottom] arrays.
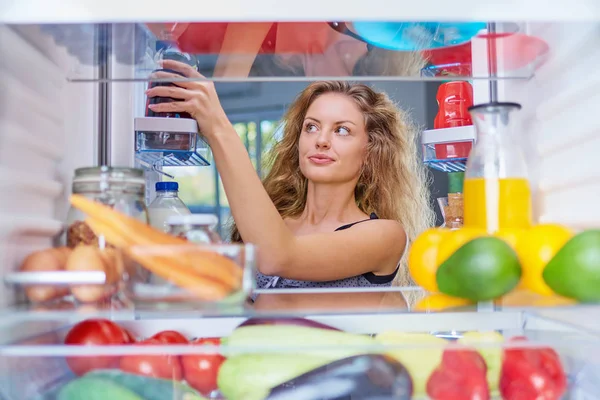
[[308, 156, 335, 165]]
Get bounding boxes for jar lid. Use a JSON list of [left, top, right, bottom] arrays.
[[73, 166, 145, 184], [156, 181, 178, 191], [167, 214, 218, 227]]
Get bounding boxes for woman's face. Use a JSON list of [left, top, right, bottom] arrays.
[[298, 93, 368, 185]]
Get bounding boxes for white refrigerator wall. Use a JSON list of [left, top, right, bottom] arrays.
[[499, 23, 600, 229], [0, 26, 97, 307]]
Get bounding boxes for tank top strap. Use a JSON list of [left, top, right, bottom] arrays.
[[334, 213, 379, 231]]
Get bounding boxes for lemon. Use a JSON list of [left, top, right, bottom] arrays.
[[515, 224, 573, 295], [408, 228, 449, 292], [494, 228, 526, 250], [436, 227, 486, 266], [413, 293, 473, 312]]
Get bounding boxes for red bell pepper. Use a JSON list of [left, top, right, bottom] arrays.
[[500, 337, 567, 400], [427, 347, 490, 400]]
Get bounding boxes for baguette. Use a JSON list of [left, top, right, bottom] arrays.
[[71, 194, 183, 246], [86, 217, 233, 300], [72, 195, 243, 293]]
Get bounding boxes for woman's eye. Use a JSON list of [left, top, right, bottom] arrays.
[[336, 126, 350, 136], [305, 123, 318, 133]]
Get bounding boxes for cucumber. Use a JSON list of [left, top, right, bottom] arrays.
[[57, 377, 143, 400], [217, 353, 332, 400], [224, 325, 377, 359], [85, 370, 207, 400]]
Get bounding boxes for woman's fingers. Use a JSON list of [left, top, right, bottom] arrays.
[[161, 59, 205, 79], [149, 70, 195, 89], [150, 70, 184, 80], [146, 86, 192, 100], [147, 100, 192, 114], [150, 69, 214, 91]]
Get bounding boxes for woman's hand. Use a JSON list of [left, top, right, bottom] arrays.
[[145, 59, 232, 142]]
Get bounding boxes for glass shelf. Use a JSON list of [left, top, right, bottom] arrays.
[[0, 288, 595, 325], [10, 21, 551, 82], [422, 125, 475, 172]]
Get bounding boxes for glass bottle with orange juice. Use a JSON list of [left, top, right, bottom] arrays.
[[463, 102, 532, 233]]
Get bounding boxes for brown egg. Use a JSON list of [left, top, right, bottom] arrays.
[[19, 248, 70, 303], [55, 246, 73, 266], [66, 245, 117, 303], [98, 248, 123, 283]]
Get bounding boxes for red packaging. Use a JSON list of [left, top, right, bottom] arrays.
[[172, 22, 333, 55], [433, 81, 474, 159], [434, 81, 474, 129]]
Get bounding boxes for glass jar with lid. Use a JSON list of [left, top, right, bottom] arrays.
[[66, 167, 149, 248], [167, 214, 221, 244]]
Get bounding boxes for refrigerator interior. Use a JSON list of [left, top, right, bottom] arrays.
[[0, 12, 599, 400]]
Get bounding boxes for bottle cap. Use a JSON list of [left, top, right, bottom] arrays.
[[156, 181, 179, 192], [448, 172, 464, 193]]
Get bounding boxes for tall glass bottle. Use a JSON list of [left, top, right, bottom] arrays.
[[463, 102, 532, 233]]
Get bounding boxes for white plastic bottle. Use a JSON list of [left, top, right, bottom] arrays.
[[147, 182, 191, 233]]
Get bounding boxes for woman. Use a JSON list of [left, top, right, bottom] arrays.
[[147, 60, 435, 288]]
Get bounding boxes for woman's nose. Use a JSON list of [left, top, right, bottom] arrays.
[[315, 132, 331, 149]]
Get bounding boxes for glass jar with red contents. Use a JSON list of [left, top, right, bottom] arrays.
[[433, 81, 474, 159]]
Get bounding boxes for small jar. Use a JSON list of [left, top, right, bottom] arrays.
[[66, 167, 149, 248], [167, 214, 221, 244]]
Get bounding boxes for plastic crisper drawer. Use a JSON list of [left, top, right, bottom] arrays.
[[1, 302, 600, 400]]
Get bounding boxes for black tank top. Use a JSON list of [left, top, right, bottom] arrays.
[[255, 213, 400, 289], [335, 213, 399, 284]]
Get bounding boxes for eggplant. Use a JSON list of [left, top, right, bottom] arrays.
[[265, 354, 413, 400], [237, 317, 340, 331]]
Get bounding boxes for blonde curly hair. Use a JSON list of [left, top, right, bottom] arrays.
[[230, 81, 435, 286]]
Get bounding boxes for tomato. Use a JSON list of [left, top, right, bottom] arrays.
[[500, 337, 567, 400], [427, 348, 489, 400], [64, 319, 133, 376], [123, 328, 137, 343], [151, 330, 188, 344], [119, 338, 183, 380], [182, 338, 225, 395]]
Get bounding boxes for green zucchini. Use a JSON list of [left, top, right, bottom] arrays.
[[224, 325, 377, 359], [84, 370, 207, 400], [57, 377, 143, 400], [217, 353, 332, 400]]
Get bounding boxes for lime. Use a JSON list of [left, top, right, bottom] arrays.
[[436, 236, 522, 301], [543, 230, 600, 302]]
